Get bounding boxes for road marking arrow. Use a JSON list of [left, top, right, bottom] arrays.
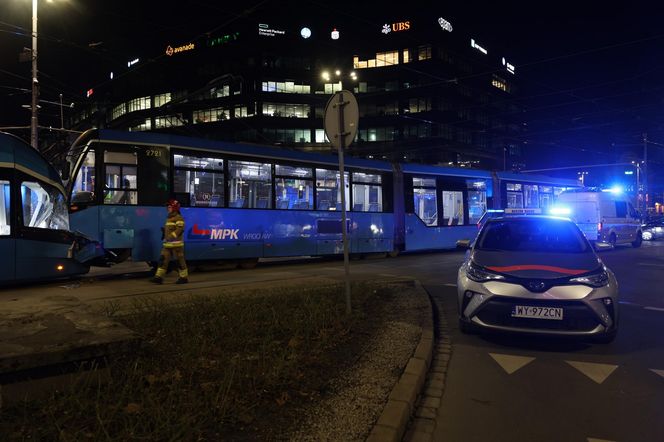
[[650, 369, 664, 379], [566, 361, 618, 384], [489, 353, 535, 374]]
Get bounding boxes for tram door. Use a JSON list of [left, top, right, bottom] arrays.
[[0, 177, 14, 281]]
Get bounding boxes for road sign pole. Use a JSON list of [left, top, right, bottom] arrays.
[[336, 92, 352, 315], [323, 90, 359, 315]]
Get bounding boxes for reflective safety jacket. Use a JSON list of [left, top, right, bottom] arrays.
[[163, 211, 185, 248]]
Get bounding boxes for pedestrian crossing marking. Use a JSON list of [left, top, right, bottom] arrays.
[[566, 361, 618, 384], [489, 353, 535, 374], [650, 369, 664, 379]]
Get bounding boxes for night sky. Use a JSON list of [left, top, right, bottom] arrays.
[[1, 1, 663, 187]]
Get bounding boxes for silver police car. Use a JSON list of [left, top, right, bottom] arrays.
[[457, 215, 619, 343]]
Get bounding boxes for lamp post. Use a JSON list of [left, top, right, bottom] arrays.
[[30, 0, 39, 150]]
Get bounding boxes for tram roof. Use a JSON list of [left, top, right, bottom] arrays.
[[495, 171, 579, 187], [86, 130, 395, 172]]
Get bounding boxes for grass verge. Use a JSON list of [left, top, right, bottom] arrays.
[[0, 281, 395, 440]]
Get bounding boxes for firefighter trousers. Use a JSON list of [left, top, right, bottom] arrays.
[[155, 246, 188, 279]]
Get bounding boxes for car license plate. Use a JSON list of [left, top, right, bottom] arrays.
[[511, 305, 563, 320]]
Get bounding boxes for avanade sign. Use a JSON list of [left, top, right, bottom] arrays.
[[165, 42, 195, 56]]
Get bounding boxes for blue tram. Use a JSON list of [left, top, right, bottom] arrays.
[[0, 132, 90, 283], [64, 129, 579, 266]]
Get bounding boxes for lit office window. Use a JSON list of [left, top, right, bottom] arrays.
[[111, 103, 126, 120], [154, 115, 184, 128], [129, 119, 151, 132], [418, 45, 432, 60], [261, 81, 311, 94], [403, 48, 410, 63], [154, 93, 172, 107], [127, 96, 151, 113], [193, 107, 230, 123], [262, 103, 309, 118]]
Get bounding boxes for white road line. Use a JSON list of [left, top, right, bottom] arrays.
[[650, 369, 664, 379], [618, 301, 642, 307], [443, 283, 457, 287], [644, 306, 664, 312], [489, 353, 535, 375], [587, 438, 617, 442], [566, 361, 618, 385]]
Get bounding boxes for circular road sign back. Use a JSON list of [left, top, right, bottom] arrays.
[[324, 90, 359, 149]]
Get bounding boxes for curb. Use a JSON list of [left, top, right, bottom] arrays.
[[367, 280, 434, 442]]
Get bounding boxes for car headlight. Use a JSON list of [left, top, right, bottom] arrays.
[[466, 261, 505, 282], [569, 267, 609, 288], [654, 227, 663, 232]]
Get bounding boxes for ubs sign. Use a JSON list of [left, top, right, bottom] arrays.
[[381, 21, 411, 34]]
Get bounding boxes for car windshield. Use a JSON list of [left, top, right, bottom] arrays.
[[477, 218, 590, 253]]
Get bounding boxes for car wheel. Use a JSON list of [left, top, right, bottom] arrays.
[[632, 232, 643, 248], [642, 231, 653, 241]]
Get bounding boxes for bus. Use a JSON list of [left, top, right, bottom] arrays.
[[0, 131, 91, 283], [63, 129, 580, 267]]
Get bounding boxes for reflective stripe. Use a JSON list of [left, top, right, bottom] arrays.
[[175, 221, 185, 225], [164, 241, 184, 248], [166, 222, 177, 226]]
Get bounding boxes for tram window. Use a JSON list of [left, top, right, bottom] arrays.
[[173, 154, 225, 207], [413, 177, 437, 226], [70, 149, 96, 204], [316, 169, 349, 211], [20, 181, 69, 230], [507, 192, 524, 208], [467, 179, 487, 224], [0, 180, 10, 235], [104, 151, 138, 205], [352, 172, 382, 212], [276, 178, 313, 209], [229, 160, 272, 209], [524, 184, 539, 208], [442, 191, 464, 226]]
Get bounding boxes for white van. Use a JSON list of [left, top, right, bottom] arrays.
[[554, 189, 642, 248]]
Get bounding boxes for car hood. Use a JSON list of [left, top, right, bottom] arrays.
[[472, 250, 601, 279]]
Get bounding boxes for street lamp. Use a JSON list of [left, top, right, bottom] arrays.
[[30, 0, 39, 150]]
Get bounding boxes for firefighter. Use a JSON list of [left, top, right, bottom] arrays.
[[150, 198, 188, 284]]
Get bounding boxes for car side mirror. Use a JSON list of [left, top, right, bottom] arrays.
[[456, 239, 471, 250]]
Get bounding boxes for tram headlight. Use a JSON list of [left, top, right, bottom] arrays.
[[56, 264, 64, 271]]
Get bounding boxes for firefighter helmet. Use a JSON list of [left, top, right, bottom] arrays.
[[167, 198, 181, 212]]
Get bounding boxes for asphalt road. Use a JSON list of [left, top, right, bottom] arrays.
[[3, 241, 663, 442]]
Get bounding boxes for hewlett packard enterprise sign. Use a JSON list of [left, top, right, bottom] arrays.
[[258, 23, 285, 37]]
